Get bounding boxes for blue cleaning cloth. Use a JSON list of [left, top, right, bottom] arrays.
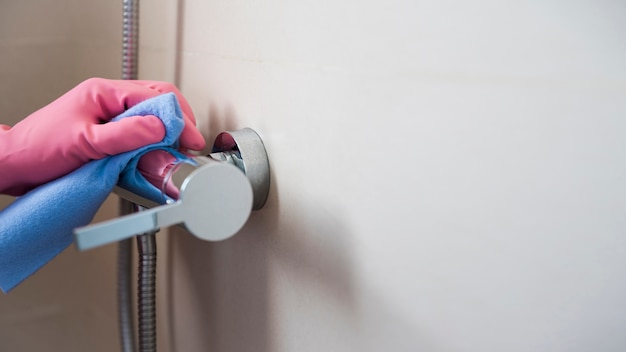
[[0, 93, 191, 293]]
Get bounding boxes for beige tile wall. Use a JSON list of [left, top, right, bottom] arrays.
[[158, 0, 626, 351], [2, 0, 626, 351], [1, 0, 180, 350], [0, 1, 125, 351]]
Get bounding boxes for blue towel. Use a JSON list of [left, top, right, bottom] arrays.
[[0, 93, 191, 293]]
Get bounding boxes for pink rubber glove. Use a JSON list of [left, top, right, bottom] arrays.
[[0, 78, 205, 196], [137, 149, 184, 199]]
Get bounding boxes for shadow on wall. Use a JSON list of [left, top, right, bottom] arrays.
[[165, 103, 359, 351], [167, 100, 275, 351], [167, 192, 277, 351], [167, 180, 362, 351], [164, 170, 434, 351], [196, 101, 240, 156]]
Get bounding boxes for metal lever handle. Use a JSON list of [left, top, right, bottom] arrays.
[[75, 160, 253, 250], [74, 127, 269, 251], [76, 202, 184, 250]]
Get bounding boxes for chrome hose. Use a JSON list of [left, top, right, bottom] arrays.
[[122, 0, 140, 80], [119, 1, 146, 352], [117, 237, 137, 352], [137, 233, 158, 352]]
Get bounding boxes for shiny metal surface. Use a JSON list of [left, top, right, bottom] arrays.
[[122, 0, 139, 80], [120, 1, 140, 351], [76, 160, 253, 249], [213, 128, 271, 210], [77, 128, 269, 248], [136, 232, 157, 352]]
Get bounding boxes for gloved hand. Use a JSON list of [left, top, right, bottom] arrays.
[[137, 149, 183, 199], [0, 78, 206, 196]]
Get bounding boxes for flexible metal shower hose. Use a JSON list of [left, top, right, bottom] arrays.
[[119, 0, 140, 350], [122, 0, 139, 81], [117, 237, 136, 352], [120, 1, 159, 352], [137, 233, 158, 352]]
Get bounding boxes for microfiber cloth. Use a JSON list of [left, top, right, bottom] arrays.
[[0, 92, 192, 293]]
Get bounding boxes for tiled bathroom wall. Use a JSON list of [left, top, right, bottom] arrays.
[[157, 0, 626, 351], [1, 0, 626, 351], [0, 1, 123, 351]]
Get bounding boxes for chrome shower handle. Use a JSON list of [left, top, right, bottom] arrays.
[[76, 159, 253, 250], [74, 128, 270, 251]]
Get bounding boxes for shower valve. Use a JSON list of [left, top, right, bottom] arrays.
[[74, 128, 270, 251]]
